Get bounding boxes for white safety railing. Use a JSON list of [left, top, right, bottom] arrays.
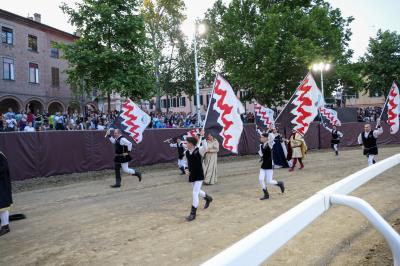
[[201, 154, 400, 266]]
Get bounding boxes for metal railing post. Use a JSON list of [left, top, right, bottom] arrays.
[[330, 194, 400, 266]]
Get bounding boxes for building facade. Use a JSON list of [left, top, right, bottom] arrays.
[[0, 9, 96, 115]]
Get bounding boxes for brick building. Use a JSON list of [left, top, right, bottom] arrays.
[[0, 9, 96, 115]]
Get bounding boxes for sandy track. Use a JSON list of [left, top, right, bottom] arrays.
[[1, 146, 399, 266]]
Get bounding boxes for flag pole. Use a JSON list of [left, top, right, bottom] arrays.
[[274, 73, 309, 123], [202, 73, 218, 130]]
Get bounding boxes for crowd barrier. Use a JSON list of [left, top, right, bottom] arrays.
[[0, 122, 399, 181]]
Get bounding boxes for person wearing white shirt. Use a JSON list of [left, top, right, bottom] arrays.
[[357, 120, 383, 166], [23, 122, 35, 132], [5, 118, 16, 132], [184, 129, 213, 221], [106, 128, 142, 188], [322, 124, 343, 156], [258, 132, 285, 200]]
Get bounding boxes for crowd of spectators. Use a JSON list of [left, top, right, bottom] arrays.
[[0, 107, 258, 133], [0, 108, 119, 132], [357, 106, 382, 122]]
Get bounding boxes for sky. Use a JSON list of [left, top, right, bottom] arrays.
[[1, 0, 399, 61]]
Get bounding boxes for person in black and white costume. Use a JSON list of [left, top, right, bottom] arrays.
[[107, 128, 142, 188], [322, 124, 343, 156], [357, 120, 383, 166], [168, 137, 187, 175], [184, 129, 213, 221], [258, 132, 285, 200]]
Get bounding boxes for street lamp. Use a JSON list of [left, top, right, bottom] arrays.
[[312, 62, 330, 98], [194, 22, 206, 127]]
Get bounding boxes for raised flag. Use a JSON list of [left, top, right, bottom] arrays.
[[387, 82, 399, 134], [319, 106, 341, 126], [290, 73, 325, 135], [204, 74, 245, 153], [254, 103, 275, 131], [118, 99, 151, 143]]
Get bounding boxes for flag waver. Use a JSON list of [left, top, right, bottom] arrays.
[[319, 106, 341, 126], [254, 103, 275, 130], [120, 99, 151, 143], [387, 82, 399, 134], [205, 74, 245, 153], [290, 73, 325, 135]]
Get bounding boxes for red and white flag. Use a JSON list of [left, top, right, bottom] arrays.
[[387, 82, 399, 134], [319, 106, 341, 126], [205, 74, 245, 153], [254, 103, 275, 130], [120, 99, 151, 143], [290, 73, 325, 135]]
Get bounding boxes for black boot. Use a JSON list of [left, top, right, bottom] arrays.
[[373, 159, 376, 164], [276, 181, 285, 193], [186, 206, 197, 221], [260, 189, 269, 200], [133, 171, 142, 182], [204, 194, 213, 209], [335, 150, 339, 156], [0, 225, 10, 236], [179, 167, 185, 175], [110, 184, 121, 188]]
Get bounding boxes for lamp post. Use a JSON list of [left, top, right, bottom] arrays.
[[312, 62, 330, 98], [194, 22, 206, 127]]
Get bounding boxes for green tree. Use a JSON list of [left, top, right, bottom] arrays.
[[142, 0, 187, 112], [200, 0, 354, 105], [361, 30, 400, 96], [59, 0, 154, 111]]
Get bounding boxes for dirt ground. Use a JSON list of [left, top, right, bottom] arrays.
[[1, 146, 399, 266]]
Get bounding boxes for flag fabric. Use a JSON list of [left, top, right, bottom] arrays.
[[290, 73, 325, 135], [319, 106, 341, 126], [204, 74, 245, 154], [387, 82, 400, 134], [117, 99, 151, 143], [254, 103, 275, 131]]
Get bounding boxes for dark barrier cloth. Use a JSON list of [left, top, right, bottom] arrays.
[[1, 123, 398, 181], [0, 124, 258, 181]]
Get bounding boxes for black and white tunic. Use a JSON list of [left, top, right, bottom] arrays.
[[185, 139, 207, 182], [110, 135, 133, 163], [0, 152, 12, 211], [259, 133, 275, 170], [357, 127, 383, 156]]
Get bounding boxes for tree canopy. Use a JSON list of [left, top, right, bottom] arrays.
[[200, 0, 355, 105], [59, 0, 154, 104], [361, 30, 400, 96]]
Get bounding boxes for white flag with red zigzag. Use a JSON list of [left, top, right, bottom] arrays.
[[319, 106, 341, 126], [290, 73, 325, 135], [120, 99, 151, 143], [387, 82, 400, 134], [254, 103, 275, 130]]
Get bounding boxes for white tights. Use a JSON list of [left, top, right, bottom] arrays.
[[0, 210, 9, 226], [333, 144, 338, 151], [368, 155, 375, 166], [192, 181, 206, 208], [259, 169, 278, 189], [121, 162, 135, 174]]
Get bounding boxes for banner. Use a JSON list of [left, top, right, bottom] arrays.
[[290, 73, 325, 135], [204, 74, 245, 153]]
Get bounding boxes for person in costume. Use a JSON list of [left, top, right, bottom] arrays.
[[203, 133, 219, 185], [322, 123, 343, 156], [0, 151, 12, 236], [357, 120, 383, 166], [184, 129, 213, 221], [168, 137, 187, 175], [258, 133, 285, 200], [271, 127, 289, 168], [107, 128, 142, 188], [288, 130, 307, 172]]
